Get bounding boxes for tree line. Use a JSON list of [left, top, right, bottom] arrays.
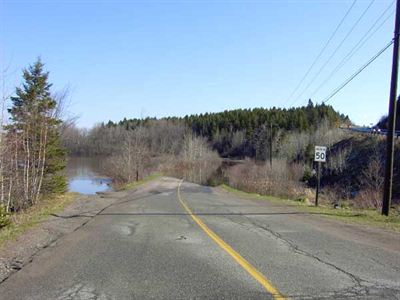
[[61, 99, 352, 197], [67, 100, 349, 160]]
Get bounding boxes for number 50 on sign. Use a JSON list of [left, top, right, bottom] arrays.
[[314, 146, 327, 162]]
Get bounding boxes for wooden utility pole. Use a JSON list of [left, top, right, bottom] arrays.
[[382, 0, 400, 216], [269, 123, 273, 167]]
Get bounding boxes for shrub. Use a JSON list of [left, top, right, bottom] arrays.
[[0, 205, 11, 229], [353, 189, 382, 209], [162, 134, 222, 185], [226, 158, 305, 199]]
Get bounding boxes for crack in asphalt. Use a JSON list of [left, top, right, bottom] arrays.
[[57, 283, 111, 300], [217, 213, 400, 299], [0, 189, 154, 286]]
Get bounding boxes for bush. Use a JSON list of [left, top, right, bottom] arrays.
[[353, 189, 382, 209], [44, 175, 68, 194], [161, 134, 222, 185], [0, 205, 11, 229], [302, 167, 312, 183], [226, 158, 305, 199], [295, 196, 311, 205]]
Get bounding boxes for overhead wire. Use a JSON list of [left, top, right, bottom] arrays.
[[291, 0, 375, 106], [283, 0, 357, 106], [322, 40, 393, 104], [310, 1, 395, 98]]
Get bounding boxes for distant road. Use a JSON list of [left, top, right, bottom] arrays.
[[345, 126, 400, 137], [0, 177, 399, 299]]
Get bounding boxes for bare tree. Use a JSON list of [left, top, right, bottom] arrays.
[[181, 133, 221, 184], [355, 144, 384, 208], [103, 127, 150, 184]]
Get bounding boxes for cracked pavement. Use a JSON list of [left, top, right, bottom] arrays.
[[0, 177, 399, 299]]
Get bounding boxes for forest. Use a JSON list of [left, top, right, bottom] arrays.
[[60, 101, 400, 210], [65, 101, 350, 160]]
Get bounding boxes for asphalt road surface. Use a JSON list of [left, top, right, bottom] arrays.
[[0, 177, 399, 299]]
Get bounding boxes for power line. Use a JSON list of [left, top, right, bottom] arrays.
[[311, 10, 394, 98], [291, 0, 375, 106], [283, 0, 357, 105], [310, 1, 395, 98], [322, 40, 393, 104]]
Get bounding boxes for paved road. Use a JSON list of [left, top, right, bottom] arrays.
[[0, 177, 399, 299], [345, 126, 400, 137]]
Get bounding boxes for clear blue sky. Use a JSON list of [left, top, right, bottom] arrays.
[[0, 0, 395, 127]]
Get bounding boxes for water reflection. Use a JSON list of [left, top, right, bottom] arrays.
[[66, 156, 112, 195]]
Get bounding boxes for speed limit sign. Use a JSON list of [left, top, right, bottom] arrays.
[[314, 146, 327, 162]]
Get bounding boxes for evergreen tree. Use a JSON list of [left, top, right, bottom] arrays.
[[8, 58, 66, 205]]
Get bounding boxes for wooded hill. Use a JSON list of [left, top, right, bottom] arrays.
[[106, 101, 349, 158]]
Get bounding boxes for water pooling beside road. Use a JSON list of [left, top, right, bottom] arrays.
[[66, 156, 112, 194]]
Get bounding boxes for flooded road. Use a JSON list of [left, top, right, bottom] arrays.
[[66, 156, 112, 194]]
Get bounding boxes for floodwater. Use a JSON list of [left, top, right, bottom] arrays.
[[66, 156, 112, 194]]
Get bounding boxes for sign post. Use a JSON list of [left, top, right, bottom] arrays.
[[314, 146, 326, 207]]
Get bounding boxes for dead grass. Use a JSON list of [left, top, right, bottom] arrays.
[[225, 159, 305, 200], [121, 173, 162, 190], [0, 192, 77, 248]]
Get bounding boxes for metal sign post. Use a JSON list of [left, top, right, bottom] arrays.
[[314, 146, 326, 207]]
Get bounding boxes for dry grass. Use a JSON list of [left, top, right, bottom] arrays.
[[225, 159, 305, 199], [0, 193, 77, 248], [121, 173, 162, 190]]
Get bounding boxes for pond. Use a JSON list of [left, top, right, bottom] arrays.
[[66, 156, 113, 195]]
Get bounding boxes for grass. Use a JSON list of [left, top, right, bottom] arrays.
[[122, 172, 162, 190], [0, 192, 77, 248], [220, 184, 400, 232]]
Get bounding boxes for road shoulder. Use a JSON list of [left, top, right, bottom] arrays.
[[0, 190, 127, 283], [216, 185, 400, 252], [217, 184, 400, 231]]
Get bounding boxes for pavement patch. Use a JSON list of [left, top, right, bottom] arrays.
[[57, 283, 110, 300]]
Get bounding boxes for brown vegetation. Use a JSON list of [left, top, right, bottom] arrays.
[[225, 159, 305, 199], [161, 134, 221, 185]]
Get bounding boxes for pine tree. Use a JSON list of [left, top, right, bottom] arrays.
[[7, 58, 66, 206]]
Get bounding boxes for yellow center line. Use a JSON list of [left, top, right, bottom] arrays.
[[177, 180, 286, 300]]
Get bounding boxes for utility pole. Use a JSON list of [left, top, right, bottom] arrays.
[[269, 123, 273, 167], [382, 0, 400, 216]]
